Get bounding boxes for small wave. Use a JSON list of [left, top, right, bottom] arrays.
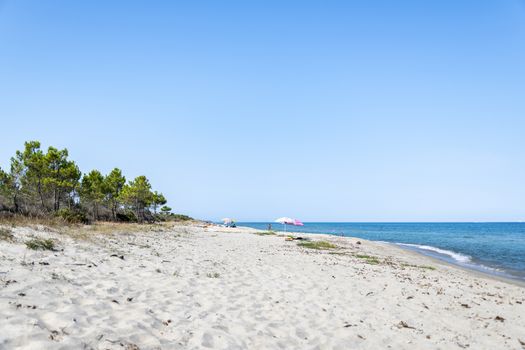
[[472, 263, 504, 273], [391, 243, 524, 280], [395, 243, 472, 263]]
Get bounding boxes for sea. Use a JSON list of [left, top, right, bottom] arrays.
[[239, 222, 525, 282]]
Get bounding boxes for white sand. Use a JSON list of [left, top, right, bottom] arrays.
[[1, 223, 524, 350]]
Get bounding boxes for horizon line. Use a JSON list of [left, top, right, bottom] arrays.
[[228, 221, 525, 224]]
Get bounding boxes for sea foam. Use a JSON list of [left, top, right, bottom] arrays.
[[395, 243, 472, 263]]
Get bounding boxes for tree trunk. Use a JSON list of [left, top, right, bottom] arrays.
[[54, 188, 58, 212], [38, 179, 45, 211], [56, 190, 61, 211], [112, 201, 117, 220], [13, 192, 19, 213], [135, 199, 141, 223], [93, 202, 98, 221]]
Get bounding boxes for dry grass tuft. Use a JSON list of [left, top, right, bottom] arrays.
[[0, 227, 14, 242]]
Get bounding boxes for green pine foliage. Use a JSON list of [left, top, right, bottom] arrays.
[[0, 141, 171, 224]]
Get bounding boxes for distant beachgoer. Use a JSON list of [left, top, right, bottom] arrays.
[[268, 223, 272, 231]]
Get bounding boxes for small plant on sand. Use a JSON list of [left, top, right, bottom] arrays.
[[355, 254, 380, 265], [206, 272, 220, 278], [401, 263, 436, 271], [255, 231, 276, 236], [25, 238, 55, 251], [0, 228, 14, 242], [298, 241, 338, 250]]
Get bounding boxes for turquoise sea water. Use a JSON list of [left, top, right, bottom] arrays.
[[239, 222, 525, 281]]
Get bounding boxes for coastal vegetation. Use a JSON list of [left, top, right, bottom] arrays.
[[254, 230, 276, 236], [401, 263, 436, 271], [354, 254, 381, 265], [25, 238, 55, 251], [0, 141, 179, 224], [297, 240, 338, 250], [0, 227, 14, 241]]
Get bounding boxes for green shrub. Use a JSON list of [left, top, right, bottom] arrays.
[[297, 241, 338, 250], [169, 214, 193, 222], [25, 238, 55, 251], [255, 230, 276, 236], [355, 254, 380, 265], [401, 263, 436, 270], [56, 208, 88, 224], [116, 210, 137, 222]]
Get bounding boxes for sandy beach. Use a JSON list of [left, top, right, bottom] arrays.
[[1, 222, 524, 350]]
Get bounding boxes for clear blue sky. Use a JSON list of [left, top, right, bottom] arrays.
[[1, 1, 524, 222]]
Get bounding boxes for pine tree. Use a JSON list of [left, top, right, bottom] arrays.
[[104, 168, 126, 220], [160, 205, 172, 215], [120, 176, 153, 222], [16, 141, 47, 212], [80, 170, 106, 220], [44, 147, 81, 212], [1, 141, 168, 224], [151, 191, 167, 214]]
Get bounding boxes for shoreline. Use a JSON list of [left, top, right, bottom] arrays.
[[383, 239, 525, 288], [391, 242, 525, 288], [239, 225, 525, 288]]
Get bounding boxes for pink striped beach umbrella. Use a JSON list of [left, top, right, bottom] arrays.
[[275, 217, 303, 231], [293, 219, 304, 226], [275, 217, 294, 232]]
